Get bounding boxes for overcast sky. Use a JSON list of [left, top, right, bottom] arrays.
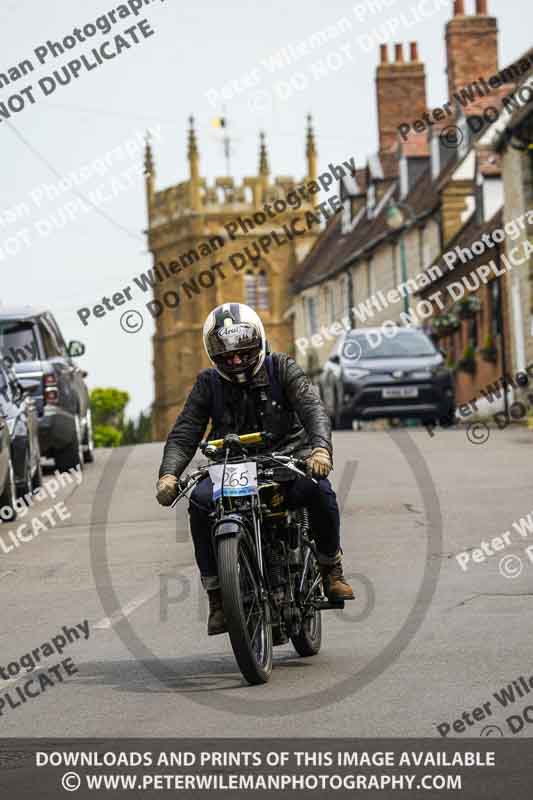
[[0, 0, 530, 420]]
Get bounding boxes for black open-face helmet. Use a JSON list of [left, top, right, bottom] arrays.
[[203, 303, 266, 384]]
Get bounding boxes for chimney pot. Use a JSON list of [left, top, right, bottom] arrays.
[[394, 43, 403, 62], [380, 43, 388, 64], [453, 0, 465, 14], [476, 0, 488, 13], [410, 42, 419, 61]]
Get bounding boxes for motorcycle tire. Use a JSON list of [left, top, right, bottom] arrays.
[[291, 551, 322, 657], [218, 534, 273, 685]]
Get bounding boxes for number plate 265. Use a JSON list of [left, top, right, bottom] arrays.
[[208, 462, 258, 500]]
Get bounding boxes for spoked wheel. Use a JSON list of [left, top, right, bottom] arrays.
[[218, 535, 272, 685], [291, 547, 322, 657]]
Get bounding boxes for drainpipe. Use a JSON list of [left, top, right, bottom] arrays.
[[346, 268, 355, 329], [495, 242, 510, 421]]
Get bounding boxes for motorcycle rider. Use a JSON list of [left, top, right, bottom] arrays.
[[156, 303, 354, 635]]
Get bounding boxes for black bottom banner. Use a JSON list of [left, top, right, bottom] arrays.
[[0, 738, 532, 799]]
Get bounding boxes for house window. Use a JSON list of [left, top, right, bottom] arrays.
[[306, 296, 319, 337], [257, 270, 269, 309], [244, 271, 257, 307]]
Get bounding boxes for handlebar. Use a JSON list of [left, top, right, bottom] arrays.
[[204, 431, 266, 449]]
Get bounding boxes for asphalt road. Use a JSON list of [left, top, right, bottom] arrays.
[[1, 427, 532, 738]]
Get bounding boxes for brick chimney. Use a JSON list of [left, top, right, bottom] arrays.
[[445, 0, 498, 103], [376, 41, 427, 153]]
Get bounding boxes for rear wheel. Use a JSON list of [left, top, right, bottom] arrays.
[[218, 534, 272, 685], [291, 548, 322, 657], [55, 415, 83, 473], [16, 447, 32, 499]]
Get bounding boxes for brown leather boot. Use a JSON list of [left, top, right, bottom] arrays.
[[320, 561, 355, 601], [207, 589, 227, 635]]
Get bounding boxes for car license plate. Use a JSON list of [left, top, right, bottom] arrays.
[[382, 387, 419, 399], [209, 462, 258, 500]]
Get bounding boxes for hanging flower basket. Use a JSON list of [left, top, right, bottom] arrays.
[[455, 296, 481, 320], [432, 313, 461, 338], [457, 343, 477, 375], [479, 334, 498, 363]]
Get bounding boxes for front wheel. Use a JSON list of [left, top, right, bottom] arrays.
[[217, 534, 272, 685], [291, 549, 322, 657]]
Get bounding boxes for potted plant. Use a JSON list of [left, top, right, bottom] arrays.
[[455, 295, 481, 320], [479, 334, 498, 363], [458, 343, 477, 375], [432, 312, 461, 338]]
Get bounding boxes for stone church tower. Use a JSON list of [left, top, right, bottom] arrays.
[[145, 117, 320, 439]]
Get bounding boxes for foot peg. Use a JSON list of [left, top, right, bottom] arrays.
[[314, 599, 346, 610]]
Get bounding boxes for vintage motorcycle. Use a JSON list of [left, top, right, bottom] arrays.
[[172, 431, 345, 685]]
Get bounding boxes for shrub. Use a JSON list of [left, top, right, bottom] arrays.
[[94, 425, 123, 448]]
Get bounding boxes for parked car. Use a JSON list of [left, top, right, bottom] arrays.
[[0, 307, 93, 471], [0, 360, 42, 500], [319, 327, 455, 429]]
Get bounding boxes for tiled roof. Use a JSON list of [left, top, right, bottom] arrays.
[[291, 159, 443, 292], [418, 207, 504, 292]]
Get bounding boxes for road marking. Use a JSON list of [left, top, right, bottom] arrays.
[[94, 586, 159, 630]]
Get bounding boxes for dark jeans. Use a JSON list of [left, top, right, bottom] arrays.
[[188, 475, 341, 583]]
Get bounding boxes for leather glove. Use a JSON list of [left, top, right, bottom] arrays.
[[306, 447, 332, 479], [156, 474, 178, 506]]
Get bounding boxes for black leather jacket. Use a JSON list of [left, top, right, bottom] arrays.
[[159, 352, 332, 479]]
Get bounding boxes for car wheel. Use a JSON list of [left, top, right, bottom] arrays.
[[32, 456, 43, 492], [55, 415, 84, 473], [333, 395, 352, 431], [82, 409, 95, 464], [16, 447, 32, 500], [0, 460, 17, 522]]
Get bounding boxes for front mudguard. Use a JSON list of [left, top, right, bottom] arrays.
[[212, 514, 249, 540], [212, 514, 271, 620]]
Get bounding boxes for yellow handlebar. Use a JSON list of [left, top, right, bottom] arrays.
[[207, 432, 264, 448]]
